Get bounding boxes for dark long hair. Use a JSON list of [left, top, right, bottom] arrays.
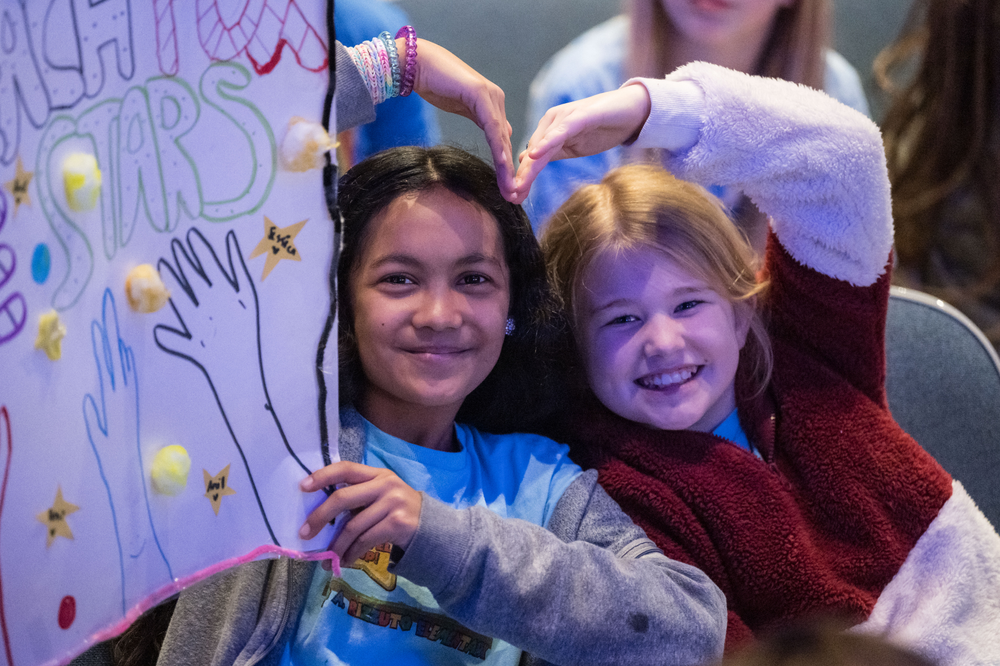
[[337, 146, 565, 433], [876, 0, 1000, 290]]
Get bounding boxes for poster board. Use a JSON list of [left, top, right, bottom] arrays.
[[0, 1, 340, 663]]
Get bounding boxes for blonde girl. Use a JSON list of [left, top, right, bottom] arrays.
[[515, 63, 1000, 662]]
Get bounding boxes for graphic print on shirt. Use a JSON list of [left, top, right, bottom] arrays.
[[320, 575, 494, 661], [348, 542, 396, 591]]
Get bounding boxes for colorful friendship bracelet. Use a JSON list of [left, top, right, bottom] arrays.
[[395, 25, 418, 97], [358, 41, 385, 104], [379, 31, 402, 93], [364, 39, 387, 104], [347, 27, 415, 105], [370, 36, 394, 103]]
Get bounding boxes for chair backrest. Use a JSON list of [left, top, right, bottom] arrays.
[[885, 286, 1000, 528]]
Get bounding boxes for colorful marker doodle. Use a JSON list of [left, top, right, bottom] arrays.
[[83, 288, 173, 613], [190, 0, 327, 76], [31, 243, 50, 284], [0, 0, 51, 166], [248, 216, 305, 280], [0, 190, 25, 346], [203, 464, 236, 515], [154, 228, 312, 546], [153, 0, 180, 76], [0, 406, 13, 666], [58, 595, 76, 630], [37, 486, 79, 548], [1, 0, 136, 165], [35, 62, 275, 311]]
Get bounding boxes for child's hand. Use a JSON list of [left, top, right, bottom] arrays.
[[407, 39, 516, 203], [515, 84, 651, 199], [299, 462, 422, 565]]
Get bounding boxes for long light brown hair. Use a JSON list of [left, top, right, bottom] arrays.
[[876, 0, 1000, 292], [541, 164, 773, 399], [627, 0, 830, 89]]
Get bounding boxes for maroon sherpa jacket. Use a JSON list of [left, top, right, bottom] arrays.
[[564, 235, 953, 650]]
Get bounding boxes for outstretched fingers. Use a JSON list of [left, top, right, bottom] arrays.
[[514, 85, 652, 198]]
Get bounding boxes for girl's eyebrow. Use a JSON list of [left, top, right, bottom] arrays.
[[369, 252, 503, 269], [589, 285, 710, 314]]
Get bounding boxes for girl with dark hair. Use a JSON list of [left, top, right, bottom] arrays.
[[336, 145, 562, 434], [149, 35, 726, 666], [876, 0, 1000, 346]]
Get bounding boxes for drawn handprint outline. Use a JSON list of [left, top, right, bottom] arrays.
[[83, 289, 173, 614], [154, 227, 311, 546]]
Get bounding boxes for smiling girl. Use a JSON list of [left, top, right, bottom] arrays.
[[518, 63, 1000, 662]]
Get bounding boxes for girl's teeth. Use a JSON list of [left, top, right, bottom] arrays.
[[641, 368, 695, 388]]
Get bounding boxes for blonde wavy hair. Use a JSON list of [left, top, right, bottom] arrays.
[[541, 164, 773, 396]]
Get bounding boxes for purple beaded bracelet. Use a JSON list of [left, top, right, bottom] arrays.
[[395, 25, 418, 97]]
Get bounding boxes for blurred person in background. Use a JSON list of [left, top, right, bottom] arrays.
[[877, 0, 1000, 347], [523, 0, 869, 246]]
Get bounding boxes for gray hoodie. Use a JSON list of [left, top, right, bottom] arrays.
[[154, 408, 726, 666]]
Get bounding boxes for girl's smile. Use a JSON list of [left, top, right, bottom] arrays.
[[576, 246, 749, 432]]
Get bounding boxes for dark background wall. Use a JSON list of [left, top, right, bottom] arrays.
[[391, 0, 914, 161]]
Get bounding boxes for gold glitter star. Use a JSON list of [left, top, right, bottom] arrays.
[[203, 465, 237, 515], [249, 217, 307, 280], [5, 156, 33, 216], [35, 310, 66, 361], [37, 486, 80, 548]]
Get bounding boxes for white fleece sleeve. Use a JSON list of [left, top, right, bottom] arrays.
[[853, 481, 1000, 665], [627, 62, 893, 287]]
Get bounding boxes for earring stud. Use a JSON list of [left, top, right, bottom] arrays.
[[505, 318, 516, 336]]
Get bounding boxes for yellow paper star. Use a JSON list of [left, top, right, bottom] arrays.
[[203, 465, 237, 515], [37, 486, 80, 548], [35, 310, 66, 361], [5, 156, 33, 215], [249, 217, 307, 280]]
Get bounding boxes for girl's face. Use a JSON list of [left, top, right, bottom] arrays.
[[660, 0, 794, 47], [576, 246, 749, 433], [350, 187, 510, 418]]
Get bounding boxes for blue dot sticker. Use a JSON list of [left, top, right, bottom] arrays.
[[32, 244, 51, 284]]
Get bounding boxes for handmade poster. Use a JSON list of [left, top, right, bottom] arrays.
[[0, 1, 341, 663]]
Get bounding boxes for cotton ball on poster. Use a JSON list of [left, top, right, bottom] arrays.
[[35, 310, 66, 361], [62, 153, 102, 212], [281, 117, 333, 172], [125, 264, 170, 313], [151, 445, 192, 496]]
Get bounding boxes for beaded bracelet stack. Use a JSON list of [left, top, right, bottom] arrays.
[[345, 26, 418, 106]]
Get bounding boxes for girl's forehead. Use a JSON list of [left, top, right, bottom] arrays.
[[583, 245, 709, 288], [361, 187, 506, 266]]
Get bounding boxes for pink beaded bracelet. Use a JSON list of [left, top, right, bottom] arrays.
[[395, 25, 418, 97]]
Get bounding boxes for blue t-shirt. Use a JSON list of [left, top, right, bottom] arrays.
[[712, 408, 759, 458], [285, 418, 583, 665]]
